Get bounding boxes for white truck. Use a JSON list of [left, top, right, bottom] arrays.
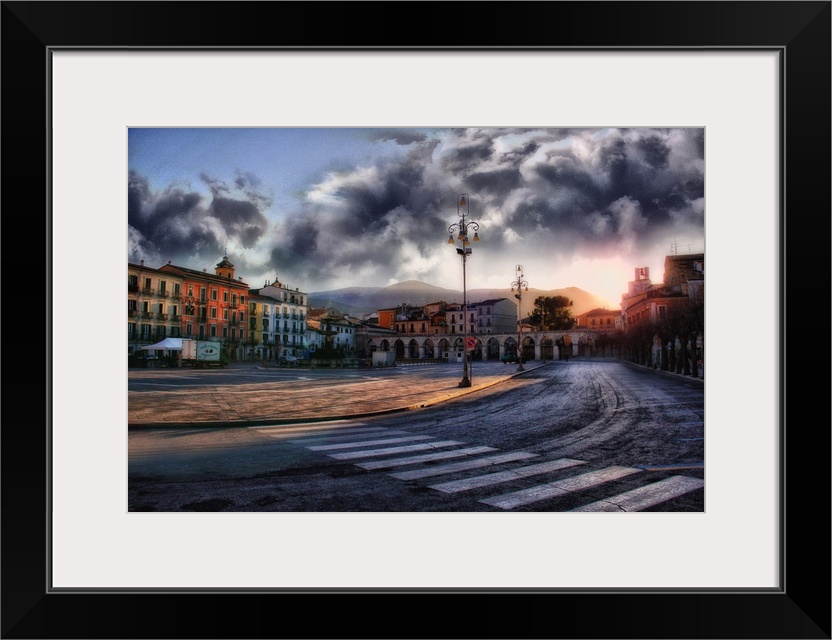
[[181, 339, 228, 368]]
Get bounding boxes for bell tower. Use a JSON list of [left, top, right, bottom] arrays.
[[215, 250, 235, 279]]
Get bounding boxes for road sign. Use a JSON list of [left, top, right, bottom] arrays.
[[466, 337, 477, 350]]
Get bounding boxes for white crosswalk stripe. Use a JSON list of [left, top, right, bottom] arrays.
[[428, 458, 587, 493], [570, 475, 705, 512], [480, 465, 642, 510], [305, 436, 434, 451], [390, 451, 540, 481], [285, 430, 410, 444], [282, 424, 703, 512], [327, 441, 465, 460], [356, 446, 499, 470]]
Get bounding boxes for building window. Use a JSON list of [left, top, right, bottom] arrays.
[[186, 323, 193, 336], [223, 291, 229, 302], [212, 289, 218, 301], [128, 299, 137, 312], [174, 283, 181, 296], [200, 287, 206, 302], [210, 325, 217, 337], [159, 280, 167, 294], [211, 307, 217, 319], [241, 295, 245, 305], [188, 285, 194, 297], [223, 309, 229, 320]]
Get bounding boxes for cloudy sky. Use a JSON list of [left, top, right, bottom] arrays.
[[128, 127, 704, 307]]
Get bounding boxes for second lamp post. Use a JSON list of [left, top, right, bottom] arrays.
[[448, 194, 480, 387], [511, 264, 528, 371]]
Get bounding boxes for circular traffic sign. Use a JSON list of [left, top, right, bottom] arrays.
[[466, 337, 477, 350]]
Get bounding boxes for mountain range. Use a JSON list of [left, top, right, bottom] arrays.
[[308, 280, 613, 318]]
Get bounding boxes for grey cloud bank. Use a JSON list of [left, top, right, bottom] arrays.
[[128, 127, 704, 300]]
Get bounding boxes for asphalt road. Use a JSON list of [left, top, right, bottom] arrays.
[[128, 359, 705, 512]]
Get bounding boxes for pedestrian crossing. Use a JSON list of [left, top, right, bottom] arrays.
[[254, 424, 704, 511]]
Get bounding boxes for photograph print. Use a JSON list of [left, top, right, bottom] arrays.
[[127, 126, 705, 513]]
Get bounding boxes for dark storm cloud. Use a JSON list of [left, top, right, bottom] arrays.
[[208, 197, 269, 248], [199, 172, 230, 198], [128, 169, 272, 268], [366, 129, 429, 145], [637, 134, 670, 170], [465, 166, 523, 194], [131, 128, 703, 288], [261, 128, 703, 286], [439, 129, 496, 173]]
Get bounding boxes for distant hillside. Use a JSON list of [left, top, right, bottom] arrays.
[[309, 280, 611, 317]]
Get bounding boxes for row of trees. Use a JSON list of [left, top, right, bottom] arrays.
[[588, 293, 704, 378]]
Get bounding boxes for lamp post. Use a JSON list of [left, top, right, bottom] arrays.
[[447, 194, 480, 388], [511, 264, 529, 372]]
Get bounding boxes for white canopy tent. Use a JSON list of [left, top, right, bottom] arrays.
[[140, 337, 183, 351]]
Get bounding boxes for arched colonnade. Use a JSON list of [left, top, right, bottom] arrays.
[[365, 332, 586, 361]]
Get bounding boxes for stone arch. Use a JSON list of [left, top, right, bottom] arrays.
[[380, 339, 390, 352], [438, 338, 451, 358], [394, 339, 405, 359], [521, 336, 535, 361], [471, 337, 483, 361], [486, 337, 500, 360], [423, 338, 435, 358], [540, 335, 554, 360], [407, 338, 419, 358]]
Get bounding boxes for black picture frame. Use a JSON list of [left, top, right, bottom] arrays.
[[3, 2, 829, 638]]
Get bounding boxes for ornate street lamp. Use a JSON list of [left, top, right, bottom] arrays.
[[511, 264, 529, 372], [447, 194, 480, 387]]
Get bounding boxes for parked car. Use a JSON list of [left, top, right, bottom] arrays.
[[501, 352, 521, 363], [279, 350, 298, 364]]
